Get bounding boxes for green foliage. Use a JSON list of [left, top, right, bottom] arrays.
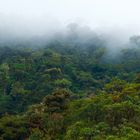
[[0, 115, 28, 140], [0, 41, 140, 139], [54, 78, 72, 88]]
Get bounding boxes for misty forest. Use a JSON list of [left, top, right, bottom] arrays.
[[0, 26, 139, 140], [1, 0, 140, 139]]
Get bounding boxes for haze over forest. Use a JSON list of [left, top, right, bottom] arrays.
[[0, 1, 140, 140], [0, 0, 140, 43]]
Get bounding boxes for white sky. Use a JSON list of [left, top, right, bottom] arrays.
[[0, 0, 140, 37]]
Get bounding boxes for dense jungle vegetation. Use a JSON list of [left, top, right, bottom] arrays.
[[0, 34, 140, 140]]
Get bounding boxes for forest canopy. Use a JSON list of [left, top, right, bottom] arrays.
[[0, 33, 139, 140]]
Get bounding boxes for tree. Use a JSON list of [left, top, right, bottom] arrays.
[[0, 63, 10, 95], [43, 89, 70, 113]]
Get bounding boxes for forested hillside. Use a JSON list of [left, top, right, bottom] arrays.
[[0, 35, 140, 139]]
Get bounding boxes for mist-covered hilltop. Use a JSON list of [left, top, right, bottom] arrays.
[[1, 0, 140, 139], [0, 32, 139, 139]]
